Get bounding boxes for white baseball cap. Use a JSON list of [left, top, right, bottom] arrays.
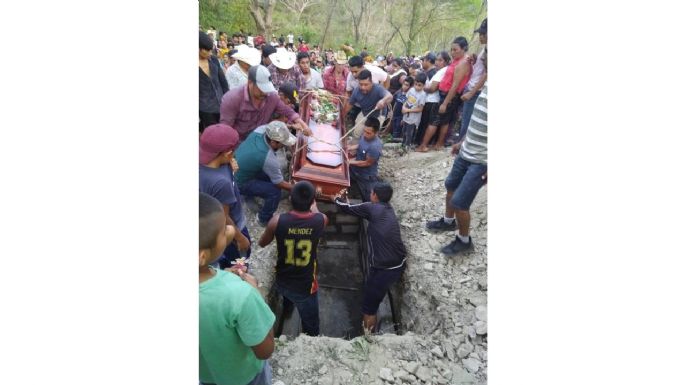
[[247, 65, 276, 93]]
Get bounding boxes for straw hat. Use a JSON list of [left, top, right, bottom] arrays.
[[269, 47, 297, 70], [333, 50, 348, 65], [231, 44, 261, 66]]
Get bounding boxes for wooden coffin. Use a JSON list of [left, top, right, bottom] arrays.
[[291, 91, 350, 201]]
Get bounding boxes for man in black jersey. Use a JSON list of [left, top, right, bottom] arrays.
[[258, 181, 328, 336]]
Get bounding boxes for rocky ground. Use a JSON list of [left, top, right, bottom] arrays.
[[245, 144, 488, 385]]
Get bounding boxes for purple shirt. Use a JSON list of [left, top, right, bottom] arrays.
[[219, 84, 300, 141]]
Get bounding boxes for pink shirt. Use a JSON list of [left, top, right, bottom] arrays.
[[219, 84, 300, 142]]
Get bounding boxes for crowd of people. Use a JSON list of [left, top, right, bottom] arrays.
[[198, 19, 488, 385]]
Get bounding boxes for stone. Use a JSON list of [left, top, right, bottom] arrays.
[[341, 224, 360, 234], [475, 320, 487, 335], [394, 369, 409, 381], [277, 368, 284, 376], [319, 365, 328, 375], [379, 367, 394, 382], [475, 305, 487, 321], [335, 214, 359, 224], [456, 342, 474, 359], [324, 240, 350, 247], [431, 346, 443, 357], [317, 202, 338, 213], [467, 293, 486, 307], [462, 357, 481, 373], [466, 325, 477, 339], [404, 361, 420, 375], [445, 344, 455, 361], [273, 381, 285, 385], [423, 263, 434, 271], [415, 366, 432, 382], [279, 335, 288, 342]]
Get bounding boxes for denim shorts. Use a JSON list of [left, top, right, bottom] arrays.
[[444, 155, 487, 210]]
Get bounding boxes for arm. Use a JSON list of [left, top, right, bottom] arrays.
[[374, 90, 393, 111], [334, 198, 372, 219], [462, 73, 487, 101], [273, 95, 301, 128], [217, 59, 229, 94], [251, 329, 275, 360], [310, 200, 330, 226], [349, 155, 377, 168], [220, 91, 238, 126], [223, 205, 250, 251], [291, 117, 311, 136], [276, 180, 293, 191], [382, 73, 390, 89], [427, 79, 440, 94], [258, 214, 280, 247]]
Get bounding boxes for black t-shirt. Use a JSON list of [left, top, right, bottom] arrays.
[[275, 211, 326, 294]]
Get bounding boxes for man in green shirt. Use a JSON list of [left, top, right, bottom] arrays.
[[199, 192, 276, 385]]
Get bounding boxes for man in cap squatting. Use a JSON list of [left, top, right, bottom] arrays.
[[226, 44, 261, 90], [268, 47, 306, 91], [234, 121, 302, 226], [220, 65, 311, 142]]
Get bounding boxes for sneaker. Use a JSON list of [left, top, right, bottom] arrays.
[[440, 236, 473, 255], [426, 217, 457, 231]]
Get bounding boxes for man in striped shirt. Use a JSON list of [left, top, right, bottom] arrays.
[[426, 72, 487, 255]]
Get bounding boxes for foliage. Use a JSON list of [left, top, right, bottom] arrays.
[[199, 0, 254, 34], [199, 0, 486, 57]]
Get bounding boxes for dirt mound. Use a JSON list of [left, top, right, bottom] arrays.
[[246, 145, 488, 384]]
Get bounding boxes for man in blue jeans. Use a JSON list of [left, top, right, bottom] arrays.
[[259, 181, 327, 336], [235, 121, 296, 226], [426, 78, 488, 255]]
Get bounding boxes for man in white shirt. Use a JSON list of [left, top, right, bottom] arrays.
[[346, 55, 390, 97], [297, 52, 323, 90]]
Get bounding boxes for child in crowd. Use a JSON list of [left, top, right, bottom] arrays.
[[401, 72, 427, 148], [334, 182, 407, 333], [258, 181, 328, 336], [390, 77, 411, 140], [199, 192, 275, 385]]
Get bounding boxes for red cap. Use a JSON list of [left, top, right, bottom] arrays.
[[199, 123, 239, 164]]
